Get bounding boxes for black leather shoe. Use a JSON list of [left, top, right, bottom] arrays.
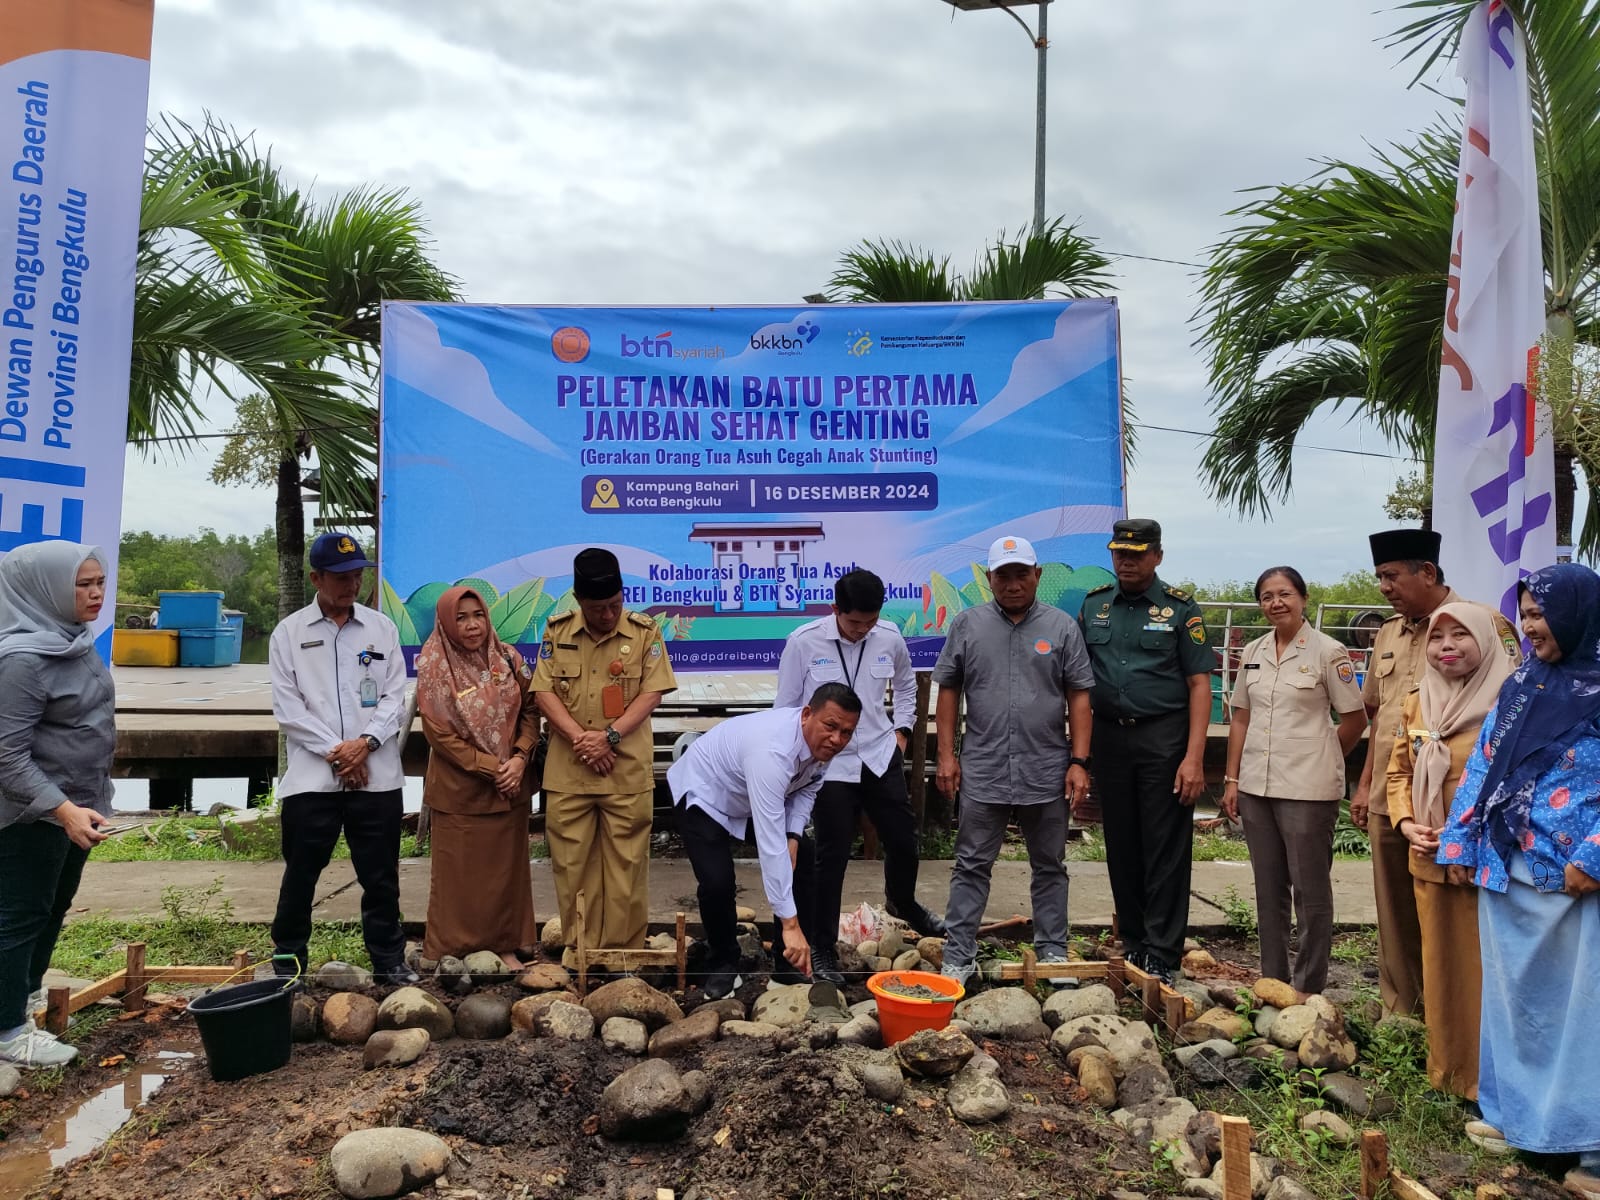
[[704, 967, 743, 1001], [375, 963, 421, 988], [769, 955, 813, 988], [887, 900, 947, 938], [810, 947, 847, 988]]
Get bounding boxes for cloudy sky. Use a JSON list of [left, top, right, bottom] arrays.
[[125, 0, 1461, 586]]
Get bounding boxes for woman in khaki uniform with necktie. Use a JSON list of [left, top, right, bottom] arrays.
[[1221, 566, 1366, 993]]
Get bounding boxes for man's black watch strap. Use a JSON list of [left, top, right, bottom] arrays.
[[364, 734, 381, 753], [1069, 755, 1092, 769]]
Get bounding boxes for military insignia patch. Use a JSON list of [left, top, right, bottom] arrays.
[[539, 640, 553, 659], [1337, 660, 1355, 684], [1500, 629, 1519, 658], [1188, 624, 1206, 645]]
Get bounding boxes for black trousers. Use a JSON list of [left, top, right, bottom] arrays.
[[677, 801, 815, 972], [0, 819, 87, 1031], [271, 789, 405, 969], [1092, 711, 1194, 969], [813, 748, 921, 952]]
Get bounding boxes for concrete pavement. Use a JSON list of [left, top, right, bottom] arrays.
[[70, 855, 1379, 934]]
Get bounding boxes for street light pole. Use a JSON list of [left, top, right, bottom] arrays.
[[939, 0, 1050, 237]]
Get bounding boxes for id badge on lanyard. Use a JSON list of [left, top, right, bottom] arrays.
[[357, 649, 379, 708]]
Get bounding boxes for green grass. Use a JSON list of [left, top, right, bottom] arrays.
[[50, 878, 372, 980], [1330, 929, 1378, 965], [91, 816, 426, 863]]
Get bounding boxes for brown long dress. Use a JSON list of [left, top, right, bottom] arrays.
[[1386, 690, 1483, 1099], [421, 672, 542, 960]]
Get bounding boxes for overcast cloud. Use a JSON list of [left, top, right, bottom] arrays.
[[124, 0, 1464, 586]]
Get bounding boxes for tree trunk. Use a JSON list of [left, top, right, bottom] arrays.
[[276, 454, 306, 621], [1555, 443, 1577, 556]]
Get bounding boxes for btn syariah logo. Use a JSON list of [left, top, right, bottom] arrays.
[[621, 330, 725, 360], [845, 329, 873, 357]]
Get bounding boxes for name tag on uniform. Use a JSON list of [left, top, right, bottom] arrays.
[[1380, 651, 1395, 659], [300, 639, 324, 649], [1143, 622, 1173, 632], [1242, 663, 1261, 670]]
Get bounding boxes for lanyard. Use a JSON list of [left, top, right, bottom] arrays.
[[834, 636, 868, 695]]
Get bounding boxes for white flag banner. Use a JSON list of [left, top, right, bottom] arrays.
[[1432, 0, 1554, 622], [0, 0, 153, 656]]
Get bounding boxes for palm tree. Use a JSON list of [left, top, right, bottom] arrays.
[[823, 218, 1134, 458], [1196, 0, 1600, 551], [158, 118, 459, 616]]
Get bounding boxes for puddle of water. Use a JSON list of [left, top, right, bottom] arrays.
[[0, 1040, 196, 1199]]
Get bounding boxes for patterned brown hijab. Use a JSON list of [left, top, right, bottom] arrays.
[[415, 586, 525, 760]]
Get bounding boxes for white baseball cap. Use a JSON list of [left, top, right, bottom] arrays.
[[987, 535, 1038, 570]]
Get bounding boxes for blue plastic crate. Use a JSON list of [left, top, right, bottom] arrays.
[[158, 591, 224, 630], [178, 628, 233, 667], [220, 611, 245, 664]]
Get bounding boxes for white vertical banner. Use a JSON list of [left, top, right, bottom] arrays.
[[0, 0, 153, 655], [1433, 0, 1554, 622]]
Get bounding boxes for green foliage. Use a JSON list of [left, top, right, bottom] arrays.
[[380, 577, 420, 645], [1218, 884, 1259, 938], [117, 527, 278, 640], [489, 578, 547, 643]]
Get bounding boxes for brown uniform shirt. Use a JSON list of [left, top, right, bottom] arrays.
[[1361, 588, 1518, 815], [531, 609, 677, 795], [1385, 690, 1481, 885], [421, 662, 541, 815]]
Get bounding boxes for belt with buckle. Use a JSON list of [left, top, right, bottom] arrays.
[[1106, 710, 1184, 727]]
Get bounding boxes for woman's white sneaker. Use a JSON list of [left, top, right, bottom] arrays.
[[0, 1025, 78, 1068]]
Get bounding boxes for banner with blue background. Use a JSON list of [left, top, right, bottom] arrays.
[[379, 300, 1124, 671]]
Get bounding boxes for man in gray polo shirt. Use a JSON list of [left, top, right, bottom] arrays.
[[933, 534, 1095, 988]]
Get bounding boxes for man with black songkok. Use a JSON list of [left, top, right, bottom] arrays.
[[533, 548, 677, 953], [1353, 528, 1517, 1016]]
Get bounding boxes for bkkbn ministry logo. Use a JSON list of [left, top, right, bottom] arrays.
[[551, 326, 591, 364], [845, 328, 873, 358], [749, 321, 820, 354]]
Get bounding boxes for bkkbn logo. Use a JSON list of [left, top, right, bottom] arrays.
[[749, 322, 820, 353]]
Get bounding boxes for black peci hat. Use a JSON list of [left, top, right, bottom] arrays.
[[1369, 528, 1442, 568], [572, 547, 623, 600]]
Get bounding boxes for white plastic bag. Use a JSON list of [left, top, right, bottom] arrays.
[[838, 900, 889, 947]]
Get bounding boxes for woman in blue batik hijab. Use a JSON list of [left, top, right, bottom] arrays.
[[1437, 563, 1600, 1198]]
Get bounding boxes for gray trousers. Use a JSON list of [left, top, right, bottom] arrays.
[[1237, 792, 1338, 994], [942, 796, 1069, 968]]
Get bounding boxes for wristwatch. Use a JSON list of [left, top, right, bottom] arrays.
[[1068, 755, 1092, 769], [363, 734, 381, 753], [605, 726, 621, 748]]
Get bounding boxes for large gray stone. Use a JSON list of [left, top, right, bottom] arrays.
[[583, 977, 684, 1031], [291, 993, 321, 1043], [1117, 1062, 1175, 1107], [1298, 1110, 1356, 1145], [720, 1019, 781, 1040], [648, 1007, 721, 1057], [750, 984, 812, 1029], [0, 1064, 20, 1098], [1317, 1073, 1397, 1118], [1176, 1007, 1252, 1045], [328, 1127, 449, 1199], [1265, 1179, 1320, 1200], [316, 961, 373, 991], [362, 1028, 430, 1069], [894, 1026, 976, 1078], [516, 963, 573, 992], [1296, 1017, 1357, 1071], [953, 987, 1045, 1039], [947, 1063, 1011, 1123], [539, 916, 563, 952], [1043, 983, 1118, 1027], [434, 956, 472, 995], [1267, 1004, 1316, 1049], [891, 949, 923, 972], [857, 1060, 904, 1102], [1049, 1012, 1126, 1057], [1112, 1097, 1199, 1146], [455, 994, 513, 1040], [600, 1017, 648, 1055], [1105, 1020, 1164, 1077], [511, 992, 577, 1033], [836, 1014, 881, 1048], [1076, 1052, 1118, 1107], [681, 1069, 712, 1115], [376, 987, 454, 1041], [537, 999, 597, 1041], [1174, 1039, 1240, 1069], [463, 951, 509, 979], [700, 997, 746, 1023], [598, 1058, 694, 1140], [916, 937, 945, 968], [1254, 1006, 1280, 1039], [322, 993, 380, 1045]]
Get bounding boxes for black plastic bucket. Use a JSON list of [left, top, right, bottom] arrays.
[[188, 978, 294, 1082]]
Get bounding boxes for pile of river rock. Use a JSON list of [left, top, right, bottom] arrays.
[[292, 929, 1398, 1200]]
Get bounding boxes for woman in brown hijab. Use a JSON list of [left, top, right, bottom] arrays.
[[418, 586, 541, 967]]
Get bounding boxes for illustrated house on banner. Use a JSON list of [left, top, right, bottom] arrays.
[[688, 521, 824, 612]]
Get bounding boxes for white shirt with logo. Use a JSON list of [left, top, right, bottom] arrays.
[[774, 615, 915, 781]]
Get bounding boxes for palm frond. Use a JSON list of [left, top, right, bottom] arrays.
[[961, 218, 1112, 301], [826, 240, 957, 303]]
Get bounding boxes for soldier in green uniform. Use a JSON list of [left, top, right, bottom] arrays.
[[533, 549, 677, 954], [1077, 519, 1213, 980]]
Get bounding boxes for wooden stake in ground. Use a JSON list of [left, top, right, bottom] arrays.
[[1220, 1115, 1252, 1200]]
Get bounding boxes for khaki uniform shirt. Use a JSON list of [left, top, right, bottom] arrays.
[[1361, 588, 1518, 815], [531, 609, 677, 795], [1384, 690, 1479, 885], [1230, 623, 1365, 801]]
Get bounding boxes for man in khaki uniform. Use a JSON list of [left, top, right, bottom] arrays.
[[533, 548, 676, 951], [1352, 529, 1518, 1015]]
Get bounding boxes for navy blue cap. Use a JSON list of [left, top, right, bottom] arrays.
[[309, 532, 375, 573]]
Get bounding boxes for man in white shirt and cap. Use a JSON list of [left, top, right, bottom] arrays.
[[775, 568, 944, 988], [668, 682, 862, 1000], [268, 532, 417, 987]]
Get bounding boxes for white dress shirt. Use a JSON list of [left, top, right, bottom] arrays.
[[666, 707, 826, 919], [773, 616, 914, 781], [269, 600, 407, 797]]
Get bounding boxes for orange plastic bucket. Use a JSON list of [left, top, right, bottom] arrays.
[[867, 970, 964, 1046]]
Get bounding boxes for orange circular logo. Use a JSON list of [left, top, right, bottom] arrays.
[[1034, 640, 1052, 655], [551, 326, 591, 363]]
